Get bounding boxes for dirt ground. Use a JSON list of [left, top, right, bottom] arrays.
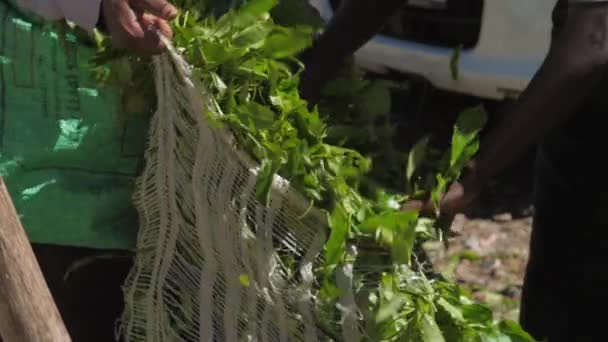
[[426, 208, 533, 321]]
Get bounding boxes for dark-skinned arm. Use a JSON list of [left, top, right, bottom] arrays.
[[300, 0, 406, 104], [439, 3, 608, 216]]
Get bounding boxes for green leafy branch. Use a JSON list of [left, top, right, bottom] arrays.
[[89, 0, 534, 340]]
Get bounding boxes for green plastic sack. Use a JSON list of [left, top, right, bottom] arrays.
[[0, 1, 146, 250]]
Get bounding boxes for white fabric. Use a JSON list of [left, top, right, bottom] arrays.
[[17, 0, 101, 30], [118, 36, 362, 341]]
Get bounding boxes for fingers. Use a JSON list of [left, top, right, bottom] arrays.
[[131, 0, 178, 20], [402, 183, 467, 217], [401, 199, 434, 216], [401, 200, 424, 212], [114, 0, 145, 39], [103, 0, 175, 56], [144, 14, 173, 39], [438, 182, 468, 217], [131, 14, 173, 55]]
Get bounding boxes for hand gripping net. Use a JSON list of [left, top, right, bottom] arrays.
[[119, 38, 362, 341]]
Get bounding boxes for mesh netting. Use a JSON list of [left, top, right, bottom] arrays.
[[119, 38, 361, 341]]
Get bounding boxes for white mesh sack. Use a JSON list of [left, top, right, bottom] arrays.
[[119, 37, 361, 342]]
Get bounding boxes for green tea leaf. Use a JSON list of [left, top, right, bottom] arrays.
[[391, 216, 417, 266], [450, 44, 462, 81], [232, 23, 272, 48], [431, 173, 449, 214], [358, 211, 417, 264], [354, 80, 393, 121], [236, 101, 276, 130], [324, 205, 350, 269], [450, 106, 487, 171], [239, 274, 251, 287], [216, 0, 278, 33], [270, 0, 325, 29], [200, 40, 246, 66], [406, 136, 430, 185], [263, 27, 313, 59], [420, 313, 446, 342], [462, 303, 493, 324], [437, 297, 464, 323], [375, 295, 407, 324], [210, 72, 227, 96], [498, 320, 536, 342], [238, 0, 278, 19], [320, 280, 343, 302], [255, 159, 280, 205], [359, 211, 417, 234], [374, 190, 402, 211]]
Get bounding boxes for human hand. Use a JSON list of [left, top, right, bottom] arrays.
[[101, 0, 178, 55], [401, 172, 482, 220]]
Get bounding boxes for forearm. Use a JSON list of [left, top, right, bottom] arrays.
[[470, 4, 608, 185], [307, 0, 406, 65]]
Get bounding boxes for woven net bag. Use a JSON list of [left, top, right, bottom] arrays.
[[119, 37, 362, 342]]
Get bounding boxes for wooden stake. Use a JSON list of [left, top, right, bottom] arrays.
[[0, 178, 71, 342]]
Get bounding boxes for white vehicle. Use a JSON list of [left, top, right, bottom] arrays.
[[307, 0, 557, 100]]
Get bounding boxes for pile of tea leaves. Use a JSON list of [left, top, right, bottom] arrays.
[[89, 0, 534, 340]]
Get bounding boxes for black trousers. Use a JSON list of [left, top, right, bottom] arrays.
[[520, 136, 608, 341], [519, 3, 608, 341], [31, 244, 132, 342]]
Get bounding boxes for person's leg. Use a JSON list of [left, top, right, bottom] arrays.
[[519, 147, 563, 340], [521, 137, 608, 341], [32, 244, 132, 342]]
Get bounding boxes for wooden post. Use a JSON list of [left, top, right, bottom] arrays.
[[0, 178, 71, 342]]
